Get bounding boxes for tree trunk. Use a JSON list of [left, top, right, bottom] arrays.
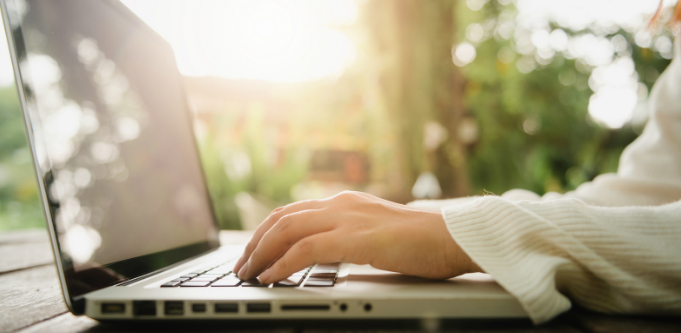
[[361, 0, 470, 200]]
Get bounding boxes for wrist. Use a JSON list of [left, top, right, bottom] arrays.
[[468, 258, 483, 273]]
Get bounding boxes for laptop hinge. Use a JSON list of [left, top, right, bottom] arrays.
[[72, 296, 86, 315], [114, 272, 158, 287]]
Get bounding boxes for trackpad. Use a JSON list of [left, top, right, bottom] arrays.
[[344, 264, 497, 287]]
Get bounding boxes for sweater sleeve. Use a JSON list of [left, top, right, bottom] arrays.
[[442, 197, 681, 324]]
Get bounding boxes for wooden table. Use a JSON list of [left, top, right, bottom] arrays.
[[1, 229, 680, 333]]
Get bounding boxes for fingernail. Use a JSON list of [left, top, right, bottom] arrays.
[[257, 269, 272, 284], [237, 261, 249, 280]]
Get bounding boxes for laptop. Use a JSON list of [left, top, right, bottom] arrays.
[[1, 0, 527, 320]]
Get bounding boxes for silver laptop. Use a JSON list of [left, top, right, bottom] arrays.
[[1, 0, 527, 320]]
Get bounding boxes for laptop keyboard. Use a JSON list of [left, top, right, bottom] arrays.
[[160, 263, 339, 288]]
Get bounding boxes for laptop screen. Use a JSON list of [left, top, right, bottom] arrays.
[[2, 0, 220, 305]]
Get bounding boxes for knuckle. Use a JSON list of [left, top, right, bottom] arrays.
[[269, 206, 285, 217], [274, 215, 295, 234], [266, 207, 285, 222], [335, 190, 357, 200]]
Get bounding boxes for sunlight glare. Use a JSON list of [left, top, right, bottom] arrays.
[[121, 0, 358, 83], [587, 57, 639, 128]]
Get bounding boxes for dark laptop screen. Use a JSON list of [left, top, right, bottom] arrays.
[[2, 0, 220, 305]]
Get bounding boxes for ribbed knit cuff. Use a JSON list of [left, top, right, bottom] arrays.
[[441, 196, 572, 324]]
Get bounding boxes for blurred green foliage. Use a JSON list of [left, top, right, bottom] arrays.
[[198, 103, 310, 230], [457, 1, 671, 195], [0, 86, 45, 231]]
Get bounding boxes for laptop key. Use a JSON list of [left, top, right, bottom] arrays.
[[190, 278, 219, 282], [211, 278, 241, 287], [170, 278, 189, 282], [303, 278, 335, 287], [241, 279, 269, 287], [310, 273, 336, 278], [273, 278, 303, 287], [160, 277, 191, 287], [311, 267, 338, 273], [180, 281, 212, 287], [180, 274, 199, 278]]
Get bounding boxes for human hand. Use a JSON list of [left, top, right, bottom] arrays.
[[233, 191, 480, 284]]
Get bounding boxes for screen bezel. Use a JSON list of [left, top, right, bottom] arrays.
[[0, 0, 222, 314]]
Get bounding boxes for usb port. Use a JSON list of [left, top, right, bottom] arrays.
[[215, 303, 238, 313], [133, 301, 157, 316], [164, 301, 184, 315], [247, 303, 271, 313], [192, 303, 207, 313], [101, 303, 125, 314]]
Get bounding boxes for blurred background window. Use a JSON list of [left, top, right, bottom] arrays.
[[0, 0, 675, 231]]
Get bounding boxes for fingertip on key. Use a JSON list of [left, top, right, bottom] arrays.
[[237, 261, 250, 280], [257, 269, 273, 284]]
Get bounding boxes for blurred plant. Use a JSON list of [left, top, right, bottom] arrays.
[[453, 0, 673, 195], [0, 86, 44, 231], [197, 101, 310, 230]]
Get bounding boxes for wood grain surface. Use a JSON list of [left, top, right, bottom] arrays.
[[0, 229, 49, 244], [0, 264, 67, 332], [0, 229, 54, 274], [14, 313, 98, 333]]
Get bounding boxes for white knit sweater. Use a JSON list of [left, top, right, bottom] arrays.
[[409, 39, 681, 324]]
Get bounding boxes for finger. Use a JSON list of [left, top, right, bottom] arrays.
[[256, 231, 344, 284], [233, 200, 320, 272], [238, 208, 335, 280], [233, 206, 284, 272]]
